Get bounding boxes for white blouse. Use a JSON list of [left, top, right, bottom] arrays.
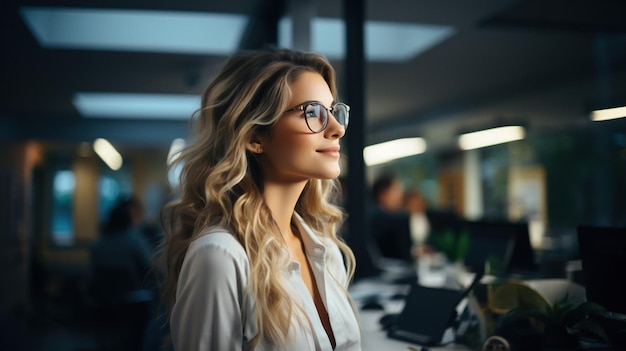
[[171, 213, 362, 351]]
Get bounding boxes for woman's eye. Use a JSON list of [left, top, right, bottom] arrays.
[[304, 106, 319, 118]]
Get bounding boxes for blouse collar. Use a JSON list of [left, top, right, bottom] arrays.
[[293, 212, 327, 260]]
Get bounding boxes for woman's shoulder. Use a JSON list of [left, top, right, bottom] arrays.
[[186, 227, 248, 264]]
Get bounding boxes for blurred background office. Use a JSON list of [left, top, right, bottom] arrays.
[[1, 0, 626, 350]]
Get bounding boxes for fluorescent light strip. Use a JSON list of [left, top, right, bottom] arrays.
[[591, 106, 626, 122], [458, 126, 525, 150], [93, 138, 123, 171], [73, 92, 200, 119], [363, 137, 427, 166], [280, 17, 455, 62], [20, 7, 248, 55]]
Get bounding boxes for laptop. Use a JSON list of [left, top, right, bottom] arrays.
[[386, 270, 483, 346], [577, 225, 626, 314]]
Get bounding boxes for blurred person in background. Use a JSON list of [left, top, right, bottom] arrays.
[[368, 173, 413, 263], [403, 189, 434, 258], [90, 196, 154, 351]]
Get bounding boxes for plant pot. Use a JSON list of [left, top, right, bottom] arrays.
[[541, 325, 578, 351]]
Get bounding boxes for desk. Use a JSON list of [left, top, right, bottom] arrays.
[[351, 261, 586, 351]]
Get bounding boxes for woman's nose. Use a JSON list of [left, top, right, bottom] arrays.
[[325, 113, 346, 138]]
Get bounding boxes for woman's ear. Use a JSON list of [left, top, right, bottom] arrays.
[[245, 138, 264, 154]]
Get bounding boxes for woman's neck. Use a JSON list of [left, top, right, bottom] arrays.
[[262, 180, 307, 240]]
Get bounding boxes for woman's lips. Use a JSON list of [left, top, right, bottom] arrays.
[[317, 146, 341, 157]]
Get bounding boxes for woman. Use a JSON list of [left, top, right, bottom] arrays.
[[160, 47, 361, 350]]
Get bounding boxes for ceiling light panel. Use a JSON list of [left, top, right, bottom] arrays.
[[279, 17, 455, 62], [73, 92, 200, 120], [20, 7, 248, 55], [20, 6, 454, 62]]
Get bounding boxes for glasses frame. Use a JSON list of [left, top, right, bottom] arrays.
[[284, 101, 350, 133]]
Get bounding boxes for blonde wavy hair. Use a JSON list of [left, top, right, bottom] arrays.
[[159, 47, 356, 348]]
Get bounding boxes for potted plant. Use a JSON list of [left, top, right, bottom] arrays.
[[429, 228, 470, 265], [487, 280, 626, 350]]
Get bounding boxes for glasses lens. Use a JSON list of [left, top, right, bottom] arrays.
[[301, 102, 349, 132], [304, 103, 326, 133], [333, 103, 349, 129]]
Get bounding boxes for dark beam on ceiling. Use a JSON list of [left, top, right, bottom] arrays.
[[239, 0, 287, 50], [479, 0, 626, 33]]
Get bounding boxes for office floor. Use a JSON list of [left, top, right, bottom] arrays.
[[26, 324, 96, 351], [3, 303, 97, 351], [5, 297, 165, 351]]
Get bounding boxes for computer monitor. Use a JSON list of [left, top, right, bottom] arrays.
[[459, 221, 514, 276], [461, 220, 537, 276], [577, 225, 626, 314]]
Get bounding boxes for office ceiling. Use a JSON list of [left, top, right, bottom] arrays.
[[2, 0, 626, 153]]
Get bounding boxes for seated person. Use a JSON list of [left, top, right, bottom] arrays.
[[403, 189, 435, 258], [367, 174, 413, 263], [90, 197, 154, 351]]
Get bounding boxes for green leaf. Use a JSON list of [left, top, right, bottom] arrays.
[[595, 310, 626, 322], [567, 318, 610, 342], [502, 306, 550, 324], [455, 230, 470, 262], [562, 301, 606, 327]]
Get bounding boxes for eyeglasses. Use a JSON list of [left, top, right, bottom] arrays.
[[284, 102, 350, 133]]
